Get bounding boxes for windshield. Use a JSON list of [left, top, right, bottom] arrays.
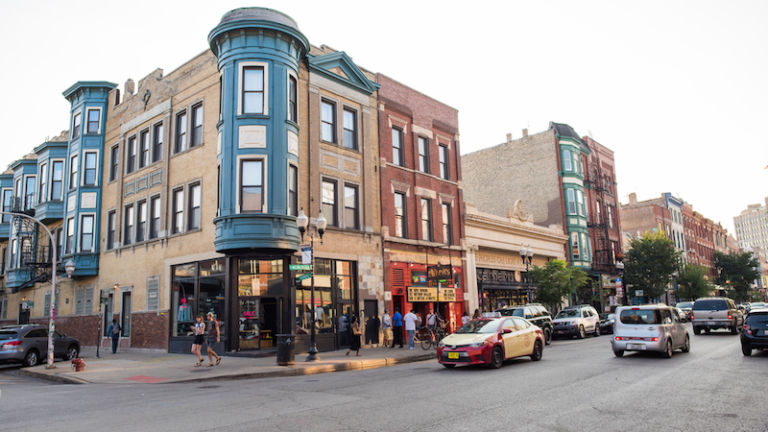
[[456, 319, 500, 334], [693, 300, 726, 311], [498, 308, 524, 317], [0, 330, 18, 340], [676, 302, 693, 309], [620, 309, 662, 324], [555, 309, 580, 319]]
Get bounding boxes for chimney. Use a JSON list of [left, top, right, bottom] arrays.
[[506, 133, 512, 144], [629, 193, 637, 204], [522, 128, 528, 137], [125, 78, 135, 95]]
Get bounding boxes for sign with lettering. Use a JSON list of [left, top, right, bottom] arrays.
[[427, 265, 452, 282], [407, 287, 456, 302]]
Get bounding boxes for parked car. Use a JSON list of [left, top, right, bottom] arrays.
[[0, 325, 80, 367], [676, 301, 694, 320], [611, 304, 690, 358], [438, 316, 545, 369], [674, 307, 689, 322], [552, 305, 600, 339], [691, 297, 744, 335], [496, 304, 553, 345], [740, 307, 768, 356], [599, 313, 616, 334], [747, 302, 767, 313]]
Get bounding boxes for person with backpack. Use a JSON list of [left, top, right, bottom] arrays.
[[107, 318, 121, 354]]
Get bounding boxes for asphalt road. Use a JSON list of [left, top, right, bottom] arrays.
[[1, 324, 766, 432]]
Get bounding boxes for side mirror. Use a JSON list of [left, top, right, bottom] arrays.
[[502, 328, 513, 334]]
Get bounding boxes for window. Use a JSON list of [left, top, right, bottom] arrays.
[[190, 103, 203, 148], [72, 113, 81, 139], [174, 110, 187, 153], [581, 232, 590, 260], [74, 286, 94, 315], [136, 200, 147, 242], [571, 232, 580, 260], [14, 178, 21, 205], [188, 183, 201, 230], [86, 109, 100, 134], [109, 145, 119, 182], [38, 162, 48, 204], [394, 192, 406, 238], [172, 188, 184, 234], [84, 152, 97, 186], [418, 137, 429, 173], [421, 198, 432, 241], [106, 210, 116, 250], [288, 165, 298, 217], [2, 189, 12, 222], [147, 276, 160, 311], [442, 203, 453, 244], [392, 127, 403, 166], [123, 204, 134, 245], [288, 75, 297, 122], [342, 108, 357, 150], [65, 217, 75, 254], [439, 144, 449, 180], [595, 200, 602, 224], [80, 215, 94, 252], [121, 291, 132, 337], [240, 160, 263, 213], [139, 129, 149, 169], [9, 238, 16, 268], [152, 123, 163, 163], [149, 196, 161, 239], [126, 136, 136, 173], [56, 228, 62, 260], [562, 149, 572, 171], [69, 155, 78, 189], [566, 189, 576, 215], [321, 100, 336, 143], [343, 185, 359, 230], [576, 190, 585, 217], [607, 205, 615, 229], [322, 180, 337, 227], [242, 66, 265, 114], [24, 176, 35, 210]]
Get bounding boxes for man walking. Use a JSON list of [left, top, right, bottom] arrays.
[[107, 318, 121, 354], [391, 308, 403, 348], [403, 309, 420, 350]]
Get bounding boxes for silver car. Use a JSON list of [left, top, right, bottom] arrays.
[[611, 305, 690, 358], [0, 325, 81, 367]]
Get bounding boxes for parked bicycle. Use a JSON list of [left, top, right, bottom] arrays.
[[417, 322, 448, 350]]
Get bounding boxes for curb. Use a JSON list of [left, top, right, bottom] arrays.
[[20, 368, 90, 385]]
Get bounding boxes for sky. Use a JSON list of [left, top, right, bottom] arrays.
[[0, 0, 766, 234]]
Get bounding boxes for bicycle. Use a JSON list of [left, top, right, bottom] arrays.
[[418, 325, 448, 350]]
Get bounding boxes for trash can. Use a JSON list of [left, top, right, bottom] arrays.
[[276, 334, 295, 366]]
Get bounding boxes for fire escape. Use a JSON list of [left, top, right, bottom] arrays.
[[7, 198, 54, 292], [584, 150, 617, 275]]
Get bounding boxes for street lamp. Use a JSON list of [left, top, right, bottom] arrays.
[[296, 208, 326, 362], [520, 245, 533, 303]]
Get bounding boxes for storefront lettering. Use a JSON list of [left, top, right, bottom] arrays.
[[407, 287, 456, 302], [476, 268, 518, 284]]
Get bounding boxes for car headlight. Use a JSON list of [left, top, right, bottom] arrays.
[[438, 341, 445, 348], [469, 341, 485, 348]]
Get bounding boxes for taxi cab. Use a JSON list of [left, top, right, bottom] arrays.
[[437, 314, 545, 369]]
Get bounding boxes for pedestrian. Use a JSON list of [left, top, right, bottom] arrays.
[[346, 315, 362, 356], [462, 311, 470, 327], [205, 312, 222, 367], [391, 308, 403, 348], [426, 310, 437, 332], [191, 314, 205, 367], [403, 309, 420, 350], [473, 308, 481, 319], [107, 318, 121, 354], [381, 309, 392, 348]]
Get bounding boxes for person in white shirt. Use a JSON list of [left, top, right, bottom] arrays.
[[403, 309, 421, 350]]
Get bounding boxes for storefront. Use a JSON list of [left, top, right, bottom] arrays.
[[476, 267, 528, 312], [388, 261, 464, 332], [170, 258, 227, 353]]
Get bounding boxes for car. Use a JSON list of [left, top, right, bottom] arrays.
[[740, 307, 768, 356], [552, 305, 600, 339], [676, 301, 694, 320], [674, 307, 689, 323], [747, 302, 767, 313], [437, 317, 545, 369], [0, 325, 81, 367], [496, 304, 553, 345], [611, 304, 690, 358], [599, 313, 616, 334], [691, 297, 744, 335]]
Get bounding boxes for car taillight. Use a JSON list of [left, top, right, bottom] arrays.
[[744, 324, 752, 335], [1, 340, 22, 349], [615, 336, 623, 341], [649, 337, 659, 342], [690, 313, 694, 320], [728, 314, 733, 320]]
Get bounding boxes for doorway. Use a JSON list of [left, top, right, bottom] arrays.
[[17, 303, 30, 324], [237, 296, 278, 350]]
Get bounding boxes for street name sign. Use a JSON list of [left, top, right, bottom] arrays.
[[289, 264, 312, 271]]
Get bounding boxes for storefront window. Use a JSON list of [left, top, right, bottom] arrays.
[[237, 258, 283, 350], [171, 259, 226, 338], [199, 259, 226, 330], [295, 259, 357, 346], [171, 263, 196, 337]]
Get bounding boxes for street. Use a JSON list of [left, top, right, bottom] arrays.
[[1, 325, 766, 432]]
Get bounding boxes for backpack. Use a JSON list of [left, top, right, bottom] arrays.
[[111, 322, 121, 335]]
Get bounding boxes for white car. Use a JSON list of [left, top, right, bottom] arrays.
[[552, 305, 600, 339], [611, 304, 690, 358]]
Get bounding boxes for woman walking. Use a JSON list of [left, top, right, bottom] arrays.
[[192, 314, 205, 367], [346, 315, 362, 356], [206, 312, 222, 367]]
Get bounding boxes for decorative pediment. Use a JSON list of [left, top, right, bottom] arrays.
[[309, 51, 380, 94]]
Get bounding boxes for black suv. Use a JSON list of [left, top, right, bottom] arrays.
[[496, 304, 553, 345], [741, 307, 768, 356]]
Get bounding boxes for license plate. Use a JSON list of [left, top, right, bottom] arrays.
[[627, 343, 645, 350], [448, 352, 459, 359]]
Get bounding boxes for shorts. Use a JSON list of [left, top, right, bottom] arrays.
[[194, 334, 204, 345], [206, 338, 217, 348], [384, 328, 393, 339]]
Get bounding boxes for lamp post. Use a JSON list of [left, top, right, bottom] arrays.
[[520, 245, 533, 303], [296, 208, 326, 362]]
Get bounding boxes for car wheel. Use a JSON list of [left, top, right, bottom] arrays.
[[577, 325, 585, 339], [663, 339, 673, 358], [693, 327, 701, 335], [681, 335, 690, 353], [442, 363, 456, 368], [24, 350, 39, 367], [65, 345, 79, 361], [544, 328, 552, 346], [613, 350, 624, 358], [530, 340, 543, 361], [489, 347, 503, 369], [741, 343, 752, 357], [593, 324, 600, 337]]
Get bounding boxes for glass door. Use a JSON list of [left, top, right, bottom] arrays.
[[238, 297, 260, 350]]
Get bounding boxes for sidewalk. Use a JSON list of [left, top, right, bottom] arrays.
[[20, 345, 436, 385]]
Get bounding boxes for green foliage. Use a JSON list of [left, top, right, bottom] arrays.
[[714, 251, 760, 303], [531, 260, 589, 312], [676, 264, 711, 300], [623, 231, 680, 301]]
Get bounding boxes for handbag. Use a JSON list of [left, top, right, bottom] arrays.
[[352, 323, 361, 336]]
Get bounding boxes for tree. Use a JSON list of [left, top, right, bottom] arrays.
[[623, 231, 680, 302], [531, 259, 589, 313], [676, 264, 711, 300], [714, 251, 760, 302]]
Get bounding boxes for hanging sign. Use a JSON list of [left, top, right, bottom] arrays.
[[427, 265, 452, 283]]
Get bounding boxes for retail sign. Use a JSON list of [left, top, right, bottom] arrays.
[[407, 287, 456, 302], [21, 300, 34, 310], [427, 265, 452, 283], [290, 264, 312, 271], [301, 246, 312, 265]]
